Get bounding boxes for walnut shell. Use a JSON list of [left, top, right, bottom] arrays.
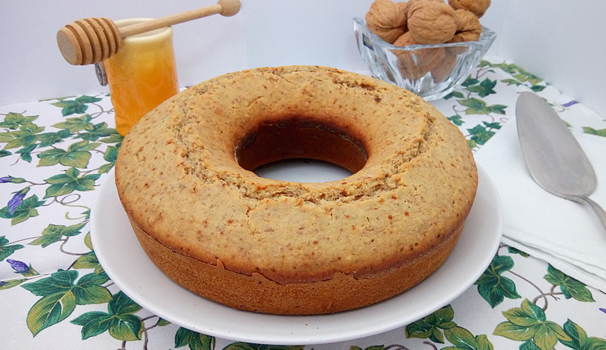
[[366, 0, 407, 28], [366, 0, 408, 43], [408, 1, 458, 44], [367, 24, 406, 43], [393, 32, 446, 80], [447, 9, 482, 54], [452, 9, 482, 41], [395, 2, 409, 31], [406, 0, 445, 17], [395, 1, 409, 15], [448, 0, 491, 18]]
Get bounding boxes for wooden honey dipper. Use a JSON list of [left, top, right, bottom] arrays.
[[57, 0, 241, 65]]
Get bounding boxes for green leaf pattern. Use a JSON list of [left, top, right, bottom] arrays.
[[405, 305, 457, 343], [0, 235, 24, 261], [475, 255, 521, 308], [52, 96, 102, 117], [71, 291, 143, 341], [494, 299, 572, 350]]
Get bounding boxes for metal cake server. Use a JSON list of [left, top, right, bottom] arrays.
[[516, 92, 606, 230]]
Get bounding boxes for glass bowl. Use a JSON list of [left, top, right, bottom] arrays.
[[353, 17, 496, 101]]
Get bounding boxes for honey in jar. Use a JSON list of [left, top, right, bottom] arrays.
[[103, 18, 179, 136]]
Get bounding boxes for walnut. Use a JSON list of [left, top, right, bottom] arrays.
[[431, 53, 457, 82], [393, 32, 446, 80], [452, 9, 482, 42], [395, 2, 409, 31], [366, 0, 408, 44], [392, 31, 416, 46], [447, 9, 482, 54], [448, 0, 491, 18], [395, 1, 409, 14], [406, 0, 445, 17], [408, 1, 458, 44]]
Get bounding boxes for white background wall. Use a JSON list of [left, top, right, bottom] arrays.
[[1, 0, 605, 116], [491, 0, 606, 118]]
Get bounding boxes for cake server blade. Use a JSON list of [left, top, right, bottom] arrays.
[[516, 92, 606, 230]]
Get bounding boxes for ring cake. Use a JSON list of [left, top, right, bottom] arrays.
[[115, 65, 478, 315]]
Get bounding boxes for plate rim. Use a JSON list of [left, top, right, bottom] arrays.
[[91, 164, 502, 345]]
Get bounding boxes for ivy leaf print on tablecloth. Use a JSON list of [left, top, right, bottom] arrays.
[[494, 299, 571, 350], [530, 85, 546, 92], [462, 77, 479, 87], [448, 115, 464, 126], [508, 247, 530, 258], [22, 270, 113, 336], [544, 265, 595, 302], [0, 112, 39, 130], [156, 318, 171, 327], [73, 233, 102, 274], [174, 327, 216, 350], [99, 133, 124, 144], [405, 304, 456, 343], [467, 125, 495, 146], [0, 193, 45, 225], [350, 346, 385, 350], [467, 121, 502, 147], [480, 61, 547, 92], [559, 319, 606, 350], [222, 343, 304, 350], [21, 270, 79, 336], [512, 71, 543, 87], [443, 326, 494, 350], [71, 291, 143, 341], [22, 270, 77, 296], [99, 144, 120, 174], [43, 167, 100, 199], [52, 96, 102, 117], [475, 255, 521, 308], [0, 123, 44, 150], [30, 222, 86, 248], [73, 251, 104, 274], [444, 90, 465, 100], [458, 98, 506, 115], [76, 122, 119, 142], [52, 115, 95, 133], [37, 140, 100, 168], [466, 78, 497, 98], [501, 79, 523, 87], [16, 144, 38, 163], [0, 235, 24, 261], [72, 272, 112, 305], [582, 127, 606, 137], [36, 129, 72, 148]]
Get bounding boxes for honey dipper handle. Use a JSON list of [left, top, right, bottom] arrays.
[[119, 0, 241, 38]]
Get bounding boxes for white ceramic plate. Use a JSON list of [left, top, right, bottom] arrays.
[[91, 165, 502, 345]]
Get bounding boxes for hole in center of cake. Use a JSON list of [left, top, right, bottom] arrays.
[[235, 118, 367, 182], [254, 159, 353, 183]]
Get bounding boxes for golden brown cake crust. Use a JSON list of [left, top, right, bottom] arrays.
[[115, 65, 478, 314], [128, 212, 465, 314]]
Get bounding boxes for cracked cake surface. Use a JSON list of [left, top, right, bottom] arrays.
[[115, 65, 478, 313]]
